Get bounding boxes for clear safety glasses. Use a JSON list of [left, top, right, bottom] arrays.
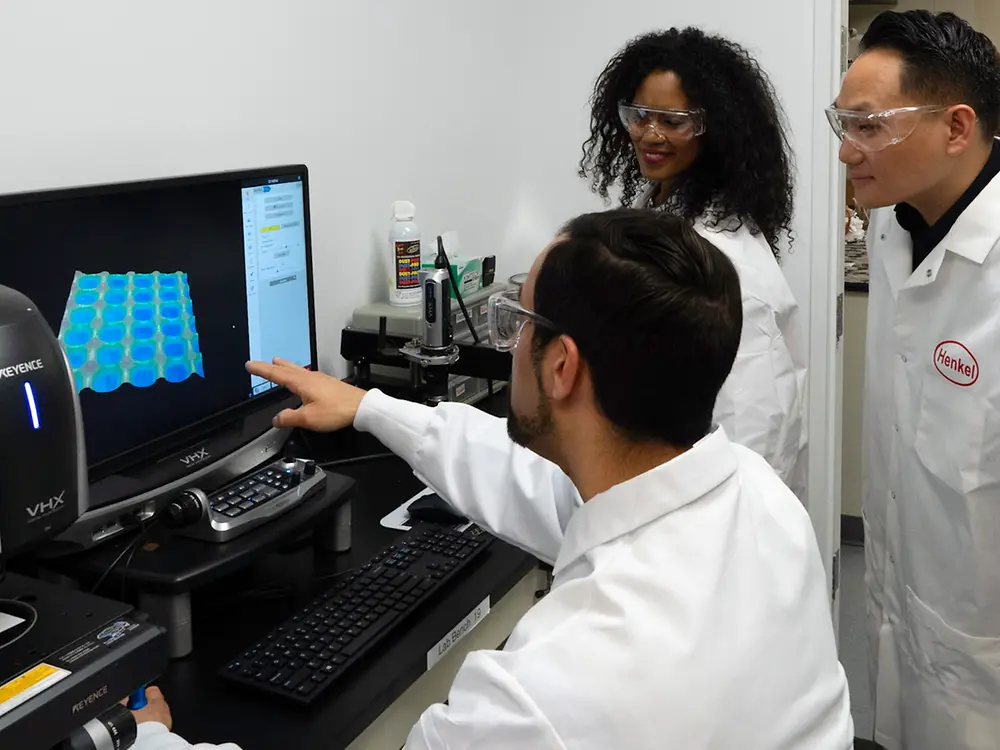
[[618, 102, 706, 141], [824, 104, 949, 153], [487, 289, 558, 352]]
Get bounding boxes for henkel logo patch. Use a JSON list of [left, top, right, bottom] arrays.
[[933, 340, 979, 387]]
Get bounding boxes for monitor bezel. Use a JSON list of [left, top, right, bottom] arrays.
[[0, 164, 318, 482]]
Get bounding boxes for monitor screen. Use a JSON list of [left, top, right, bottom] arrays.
[[0, 166, 316, 478]]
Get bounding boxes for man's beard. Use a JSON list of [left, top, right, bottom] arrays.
[[507, 382, 554, 449]]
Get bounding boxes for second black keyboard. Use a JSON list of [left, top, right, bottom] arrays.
[[219, 522, 493, 703]]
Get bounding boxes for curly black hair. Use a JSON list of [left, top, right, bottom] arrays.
[[579, 28, 795, 255]]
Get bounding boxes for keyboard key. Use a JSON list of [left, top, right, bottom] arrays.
[[389, 572, 410, 587], [283, 668, 312, 691], [397, 577, 419, 594]]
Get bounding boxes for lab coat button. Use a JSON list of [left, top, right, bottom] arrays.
[[926, 269, 932, 278], [900, 354, 908, 363]]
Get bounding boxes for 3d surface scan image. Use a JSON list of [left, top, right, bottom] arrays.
[[58, 271, 204, 393]]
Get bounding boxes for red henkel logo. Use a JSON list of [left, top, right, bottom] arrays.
[[933, 340, 979, 387]]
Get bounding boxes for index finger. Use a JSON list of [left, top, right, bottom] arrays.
[[272, 357, 306, 370], [245, 360, 305, 393]]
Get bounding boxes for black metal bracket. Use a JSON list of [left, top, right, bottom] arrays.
[[340, 327, 512, 382]]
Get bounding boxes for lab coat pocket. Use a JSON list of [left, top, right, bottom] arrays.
[[901, 586, 1000, 748], [913, 375, 991, 494], [903, 586, 1000, 703]]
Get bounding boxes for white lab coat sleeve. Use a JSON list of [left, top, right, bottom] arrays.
[[133, 722, 243, 750], [353, 389, 580, 565], [712, 292, 802, 485], [404, 651, 566, 750]]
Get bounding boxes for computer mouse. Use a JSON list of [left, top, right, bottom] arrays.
[[407, 493, 467, 526]]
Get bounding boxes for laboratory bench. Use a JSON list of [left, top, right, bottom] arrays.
[[152, 391, 538, 750], [152, 449, 538, 749]]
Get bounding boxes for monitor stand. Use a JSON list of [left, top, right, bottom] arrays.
[[42, 395, 300, 556]]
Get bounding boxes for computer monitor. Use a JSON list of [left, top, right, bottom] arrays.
[[0, 165, 317, 548]]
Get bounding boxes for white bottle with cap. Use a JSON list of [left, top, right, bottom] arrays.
[[388, 200, 422, 306]]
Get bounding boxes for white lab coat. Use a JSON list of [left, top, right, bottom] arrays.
[[636, 185, 808, 499], [133, 391, 853, 750], [358, 391, 852, 748], [863, 170, 1000, 750]]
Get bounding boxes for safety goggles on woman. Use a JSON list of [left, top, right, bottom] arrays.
[[618, 102, 706, 141], [824, 104, 949, 153], [487, 289, 559, 352]]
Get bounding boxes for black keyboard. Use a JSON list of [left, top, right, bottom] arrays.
[[219, 522, 493, 703]]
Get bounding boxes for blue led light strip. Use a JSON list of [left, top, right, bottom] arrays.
[[24, 381, 40, 430]]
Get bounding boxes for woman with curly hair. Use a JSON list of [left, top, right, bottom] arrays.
[[581, 27, 807, 496]]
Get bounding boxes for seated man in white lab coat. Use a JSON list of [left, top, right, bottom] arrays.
[[132, 209, 853, 749]]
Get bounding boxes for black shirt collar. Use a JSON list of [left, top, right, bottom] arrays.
[[896, 139, 1000, 270]]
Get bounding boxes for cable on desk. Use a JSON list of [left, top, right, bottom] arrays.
[[120, 517, 160, 601], [0, 598, 38, 652], [89, 517, 160, 596], [318, 452, 396, 469]]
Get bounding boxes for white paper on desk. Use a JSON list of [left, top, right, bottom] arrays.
[[379, 486, 473, 532], [380, 487, 436, 531]]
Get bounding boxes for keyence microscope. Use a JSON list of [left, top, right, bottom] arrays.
[[0, 284, 167, 750]]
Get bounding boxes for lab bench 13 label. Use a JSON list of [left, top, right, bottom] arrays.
[[427, 596, 491, 671]]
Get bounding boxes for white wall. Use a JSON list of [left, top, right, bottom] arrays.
[[0, 0, 835, 374], [0, 0, 843, 570]]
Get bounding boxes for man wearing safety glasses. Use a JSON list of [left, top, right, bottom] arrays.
[[149, 210, 852, 750], [828, 10, 1000, 750]]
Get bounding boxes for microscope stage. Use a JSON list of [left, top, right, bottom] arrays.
[[0, 573, 167, 749]]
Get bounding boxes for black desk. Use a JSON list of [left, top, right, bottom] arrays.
[[145, 394, 535, 749]]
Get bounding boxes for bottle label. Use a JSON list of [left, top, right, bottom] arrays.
[[394, 240, 421, 289]]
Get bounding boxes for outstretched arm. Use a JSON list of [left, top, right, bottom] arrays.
[[245, 360, 581, 564]]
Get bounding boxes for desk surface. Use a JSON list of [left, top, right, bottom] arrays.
[[157, 400, 536, 750]]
